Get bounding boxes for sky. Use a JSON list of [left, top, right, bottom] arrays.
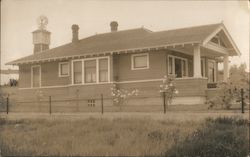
[[1, 0, 249, 71]]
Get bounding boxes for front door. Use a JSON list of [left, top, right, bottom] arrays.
[[32, 66, 41, 87]]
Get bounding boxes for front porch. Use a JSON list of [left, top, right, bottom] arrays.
[[166, 43, 230, 88]]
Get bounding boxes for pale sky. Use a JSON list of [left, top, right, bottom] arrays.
[[1, 0, 249, 71]]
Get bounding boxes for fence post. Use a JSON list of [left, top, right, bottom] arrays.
[[241, 88, 244, 113], [6, 97, 9, 114], [101, 94, 104, 114], [163, 92, 166, 114], [49, 96, 52, 115]]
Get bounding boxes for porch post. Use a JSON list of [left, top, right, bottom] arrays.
[[193, 44, 202, 78], [223, 55, 229, 82]]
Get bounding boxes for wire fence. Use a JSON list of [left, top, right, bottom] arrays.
[[0, 89, 248, 114]]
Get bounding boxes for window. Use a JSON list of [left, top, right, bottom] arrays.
[[88, 99, 95, 107], [168, 55, 188, 78], [59, 62, 69, 77], [131, 53, 149, 70], [84, 60, 96, 83], [99, 58, 108, 82], [181, 60, 187, 77], [73, 61, 82, 84], [72, 57, 110, 84], [168, 57, 173, 74]]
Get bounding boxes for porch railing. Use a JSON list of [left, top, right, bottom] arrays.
[[207, 83, 217, 88]]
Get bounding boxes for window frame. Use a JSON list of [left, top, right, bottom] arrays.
[[71, 56, 110, 85], [168, 55, 188, 78], [72, 60, 83, 84], [58, 62, 70, 77], [99, 58, 109, 83], [131, 53, 149, 70], [84, 59, 97, 84]]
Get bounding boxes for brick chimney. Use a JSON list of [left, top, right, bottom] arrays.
[[71, 24, 79, 42], [110, 21, 118, 32]]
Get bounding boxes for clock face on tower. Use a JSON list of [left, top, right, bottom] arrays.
[[37, 15, 48, 30]]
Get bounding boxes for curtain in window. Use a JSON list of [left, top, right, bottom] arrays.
[[73, 61, 82, 84], [85, 60, 96, 83], [99, 58, 108, 82]]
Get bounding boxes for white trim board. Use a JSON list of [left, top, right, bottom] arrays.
[[19, 77, 208, 90], [71, 56, 110, 85], [131, 53, 150, 70]]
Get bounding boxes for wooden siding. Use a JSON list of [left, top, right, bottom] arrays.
[[114, 50, 167, 82], [42, 61, 71, 86], [118, 78, 208, 97], [19, 65, 31, 88]]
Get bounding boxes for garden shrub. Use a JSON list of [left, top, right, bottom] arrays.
[[207, 64, 249, 110], [165, 116, 249, 157]]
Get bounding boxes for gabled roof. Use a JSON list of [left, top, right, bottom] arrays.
[[7, 23, 239, 65]]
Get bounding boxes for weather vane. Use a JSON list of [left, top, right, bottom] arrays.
[[37, 15, 48, 30]]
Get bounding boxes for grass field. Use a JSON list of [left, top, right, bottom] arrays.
[[0, 112, 248, 156]]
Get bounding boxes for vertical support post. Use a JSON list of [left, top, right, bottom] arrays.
[[223, 55, 229, 82], [49, 96, 52, 115], [101, 94, 104, 114], [163, 92, 166, 114], [193, 44, 202, 78], [6, 97, 9, 114], [241, 88, 244, 113]]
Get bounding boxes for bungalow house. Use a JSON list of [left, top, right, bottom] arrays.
[[7, 19, 241, 109]]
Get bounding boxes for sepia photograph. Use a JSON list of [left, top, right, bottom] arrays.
[[0, 0, 249, 156]]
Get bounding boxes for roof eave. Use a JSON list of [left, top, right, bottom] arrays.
[[202, 23, 241, 56], [7, 41, 201, 65]]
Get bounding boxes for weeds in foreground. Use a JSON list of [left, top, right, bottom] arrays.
[[0, 116, 248, 156]]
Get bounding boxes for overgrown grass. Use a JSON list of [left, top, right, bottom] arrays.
[[0, 116, 248, 156]]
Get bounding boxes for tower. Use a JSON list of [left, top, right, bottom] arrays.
[[32, 15, 50, 54]]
